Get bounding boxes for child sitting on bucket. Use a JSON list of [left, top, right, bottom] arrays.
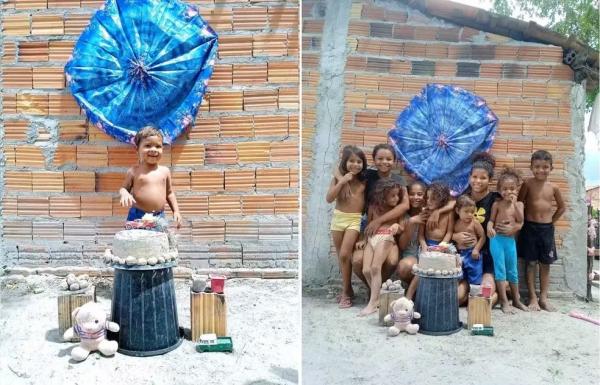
[[119, 126, 182, 228], [419, 182, 454, 250]]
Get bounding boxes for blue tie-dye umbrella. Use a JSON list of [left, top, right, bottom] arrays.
[[65, 0, 218, 144], [388, 84, 497, 196]]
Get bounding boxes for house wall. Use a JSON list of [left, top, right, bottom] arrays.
[[302, 0, 586, 296], [0, 0, 299, 272]]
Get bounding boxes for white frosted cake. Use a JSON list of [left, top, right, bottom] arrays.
[[104, 229, 178, 266], [413, 243, 462, 277]]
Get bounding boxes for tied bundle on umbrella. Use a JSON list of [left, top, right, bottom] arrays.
[[388, 84, 498, 195], [65, 0, 218, 144]]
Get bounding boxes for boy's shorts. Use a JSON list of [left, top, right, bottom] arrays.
[[460, 247, 483, 285], [517, 221, 557, 264], [426, 239, 440, 247], [330, 209, 361, 232], [127, 207, 165, 222]]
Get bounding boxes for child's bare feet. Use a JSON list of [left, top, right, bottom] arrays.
[[539, 299, 556, 312], [512, 300, 529, 312], [336, 290, 354, 303], [528, 298, 541, 311], [501, 303, 515, 314], [358, 303, 378, 316], [338, 296, 353, 309]]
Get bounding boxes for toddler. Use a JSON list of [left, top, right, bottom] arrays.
[[453, 195, 485, 285]]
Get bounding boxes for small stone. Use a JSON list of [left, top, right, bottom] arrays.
[[157, 256, 165, 264], [111, 256, 120, 264], [33, 287, 44, 294], [435, 270, 441, 275], [79, 280, 89, 289], [69, 283, 80, 291], [79, 274, 89, 281], [59, 281, 69, 291], [125, 256, 136, 265], [137, 258, 147, 265], [147, 257, 157, 266], [442, 270, 448, 276], [427, 268, 434, 276], [66, 274, 77, 285]]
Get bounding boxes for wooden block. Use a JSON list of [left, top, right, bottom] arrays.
[[80, 196, 112, 217], [254, 114, 288, 137], [58, 286, 96, 338], [467, 295, 492, 328], [225, 169, 255, 191], [253, 33, 288, 56], [48, 93, 80, 115], [237, 141, 270, 163], [32, 171, 64, 192], [192, 220, 226, 242], [2, 14, 31, 36], [64, 171, 95, 192], [191, 170, 224, 192], [50, 196, 81, 217], [233, 63, 267, 84], [2, 67, 33, 88], [256, 168, 289, 189], [31, 15, 64, 35], [49, 40, 75, 61], [209, 195, 241, 215], [17, 93, 49, 115], [64, 13, 91, 35], [190, 291, 227, 340], [220, 115, 253, 137], [379, 291, 403, 325], [33, 66, 64, 88], [76, 145, 107, 167], [3, 120, 29, 141], [233, 7, 267, 30]]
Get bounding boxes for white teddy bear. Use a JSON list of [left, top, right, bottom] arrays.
[[383, 297, 421, 336], [63, 301, 120, 361]]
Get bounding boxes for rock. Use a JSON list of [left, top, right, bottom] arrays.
[[147, 257, 158, 266], [435, 270, 441, 275], [427, 268, 434, 276], [157, 256, 165, 264], [442, 270, 448, 276], [111, 256, 120, 264], [69, 283, 80, 291], [32, 286, 44, 294], [66, 274, 77, 285], [125, 256, 136, 265], [137, 258, 147, 265], [79, 274, 89, 281], [79, 280, 89, 289], [59, 281, 69, 291]]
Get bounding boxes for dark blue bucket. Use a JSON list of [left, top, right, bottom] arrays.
[[109, 262, 182, 356], [414, 275, 462, 335]]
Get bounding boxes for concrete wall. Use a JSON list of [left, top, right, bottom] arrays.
[[302, 0, 586, 296], [0, 0, 299, 271]]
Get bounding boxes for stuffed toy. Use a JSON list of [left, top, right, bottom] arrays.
[[63, 301, 120, 361], [383, 297, 421, 336]]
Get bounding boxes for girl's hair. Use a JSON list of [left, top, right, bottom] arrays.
[[496, 167, 521, 190], [455, 194, 476, 210], [408, 180, 427, 194], [134, 126, 163, 147], [339, 145, 367, 179], [372, 143, 396, 161], [370, 179, 402, 213], [427, 182, 450, 208], [471, 152, 496, 178]]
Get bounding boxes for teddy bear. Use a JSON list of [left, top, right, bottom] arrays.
[[383, 297, 421, 336], [63, 301, 120, 361]]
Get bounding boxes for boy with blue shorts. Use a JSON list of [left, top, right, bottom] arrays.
[[119, 126, 182, 227]]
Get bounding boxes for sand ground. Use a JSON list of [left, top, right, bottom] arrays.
[[303, 284, 600, 385], [0, 275, 299, 385]]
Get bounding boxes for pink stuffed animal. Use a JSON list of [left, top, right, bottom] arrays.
[[63, 301, 120, 361], [383, 297, 421, 336]]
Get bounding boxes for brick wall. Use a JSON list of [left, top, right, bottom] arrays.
[[1, 0, 299, 270], [303, 0, 579, 293]]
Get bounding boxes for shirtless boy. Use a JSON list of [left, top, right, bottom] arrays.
[[119, 126, 182, 228], [517, 150, 565, 311]]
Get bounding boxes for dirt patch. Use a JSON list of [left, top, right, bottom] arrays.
[[0, 275, 299, 385], [303, 290, 600, 385]]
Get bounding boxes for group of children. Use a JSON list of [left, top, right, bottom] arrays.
[[328, 145, 565, 316]]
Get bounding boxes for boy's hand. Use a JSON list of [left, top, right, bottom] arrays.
[[427, 209, 440, 232], [487, 226, 496, 239], [389, 223, 400, 235], [173, 212, 182, 229], [471, 249, 480, 260], [355, 240, 366, 250], [420, 242, 428, 251], [120, 192, 136, 207]]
